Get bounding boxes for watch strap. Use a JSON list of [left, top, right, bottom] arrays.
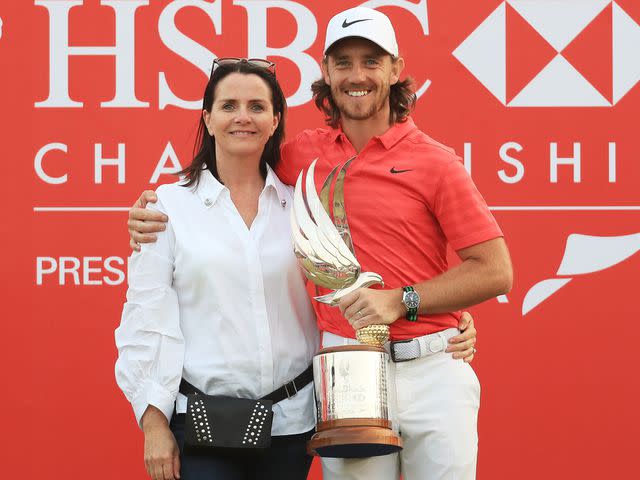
[[402, 286, 418, 322]]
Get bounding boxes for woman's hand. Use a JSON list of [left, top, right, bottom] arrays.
[[141, 406, 181, 480], [447, 311, 477, 363]]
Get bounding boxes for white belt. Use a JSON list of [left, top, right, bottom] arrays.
[[390, 328, 459, 362], [321, 328, 459, 362]]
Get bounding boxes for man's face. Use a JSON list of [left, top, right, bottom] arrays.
[[322, 38, 403, 122]]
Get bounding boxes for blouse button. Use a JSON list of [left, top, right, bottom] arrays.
[[204, 198, 213, 207]]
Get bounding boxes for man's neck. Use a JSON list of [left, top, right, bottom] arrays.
[[341, 112, 392, 153]]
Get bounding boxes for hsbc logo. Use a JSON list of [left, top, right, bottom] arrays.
[[453, 0, 640, 106]]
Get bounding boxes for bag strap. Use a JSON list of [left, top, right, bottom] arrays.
[[179, 364, 313, 405], [178, 379, 206, 396], [261, 364, 314, 404]]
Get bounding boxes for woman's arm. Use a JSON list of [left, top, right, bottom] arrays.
[[115, 194, 183, 479]]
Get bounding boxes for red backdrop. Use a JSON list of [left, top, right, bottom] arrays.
[[3, 1, 639, 478]]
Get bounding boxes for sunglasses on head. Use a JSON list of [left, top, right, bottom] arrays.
[[211, 57, 276, 76]]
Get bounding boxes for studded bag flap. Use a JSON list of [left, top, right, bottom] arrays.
[[178, 365, 313, 454], [183, 394, 273, 453]]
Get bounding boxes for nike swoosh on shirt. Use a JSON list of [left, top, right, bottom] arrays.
[[342, 18, 372, 28], [390, 167, 413, 174]]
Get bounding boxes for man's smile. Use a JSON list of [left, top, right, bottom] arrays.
[[346, 89, 371, 97]]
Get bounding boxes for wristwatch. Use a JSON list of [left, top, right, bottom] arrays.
[[402, 286, 420, 322]]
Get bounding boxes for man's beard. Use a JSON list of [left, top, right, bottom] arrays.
[[340, 102, 379, 120], [331, 86, 389, 121]]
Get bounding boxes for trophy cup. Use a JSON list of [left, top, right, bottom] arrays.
[[290, 159, 403, 458]]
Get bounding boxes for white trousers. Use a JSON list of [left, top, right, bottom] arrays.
[[320, 331, 480, 480]]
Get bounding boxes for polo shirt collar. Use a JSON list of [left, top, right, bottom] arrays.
[[194, 165, 286, 208], [327, 126, 344, 144], [377, 116, 417, 150], [329, 116, 417, 150]]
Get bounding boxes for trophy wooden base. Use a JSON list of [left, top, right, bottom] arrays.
[[307, 425, 403, 458]]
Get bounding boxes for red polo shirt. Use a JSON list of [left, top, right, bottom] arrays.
[[277, 117, 503, 340]]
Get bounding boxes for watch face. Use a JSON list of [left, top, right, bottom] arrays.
[[405, 291, 420, 309]]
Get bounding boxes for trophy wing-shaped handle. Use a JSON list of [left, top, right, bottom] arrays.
[[314, 271, 384, 305], [291, 159, 384, 304], [291, 160, 361, 290], [331, 157, 357, 256]]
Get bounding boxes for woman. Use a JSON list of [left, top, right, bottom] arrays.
[[115, 59, 318, 480]]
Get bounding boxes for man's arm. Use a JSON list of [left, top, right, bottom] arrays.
[[338, 237, 512, 329], [128, 190, 168, 251], [414, 236, 512, 314]]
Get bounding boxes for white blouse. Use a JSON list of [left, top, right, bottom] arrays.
[[115, 167, 319, 435]]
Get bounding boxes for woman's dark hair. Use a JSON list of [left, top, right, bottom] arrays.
[[179, 61, 286, 187], [311, 58, 416, 128]]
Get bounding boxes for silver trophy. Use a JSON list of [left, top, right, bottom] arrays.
[[291, 159, 402, 458]]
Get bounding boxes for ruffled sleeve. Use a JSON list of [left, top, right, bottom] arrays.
[[114, 195, 184, 427]]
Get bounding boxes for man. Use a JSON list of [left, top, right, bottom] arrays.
[[128, 7, 511, 479]]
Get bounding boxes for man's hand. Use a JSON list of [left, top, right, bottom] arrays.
[[447, 311, 477, 363], [338, 288, 404, 331], [339, 289, 478, 363], [128, 190, 168, 251], [142, 406, 181, 480]]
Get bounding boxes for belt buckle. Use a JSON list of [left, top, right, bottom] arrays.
[[284, 379, 298, 398], [390, 338, 414, 363]]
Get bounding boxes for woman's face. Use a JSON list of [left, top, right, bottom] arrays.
[[203, 72, 279, 160]]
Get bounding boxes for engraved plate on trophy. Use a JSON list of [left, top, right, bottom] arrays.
[[291, 159, 403, 458]]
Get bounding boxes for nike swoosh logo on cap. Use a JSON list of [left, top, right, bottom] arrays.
[[342, 18, 372, 28]]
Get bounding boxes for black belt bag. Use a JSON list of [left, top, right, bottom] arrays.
[[180, 365, 313, 454]]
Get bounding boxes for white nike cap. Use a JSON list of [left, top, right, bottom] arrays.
[[324, 7, 398, 57]]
